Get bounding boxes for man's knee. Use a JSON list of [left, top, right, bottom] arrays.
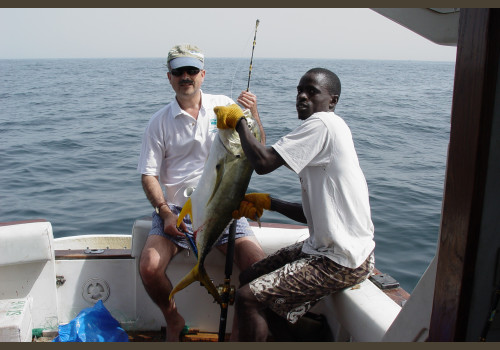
[[139, 243, 170, 284], [239, 265, 262, 286], [139, 249, 160, 285], [234, 236, 266, 271], [235, 284, 261, 310], [139, 237, 176, 284]]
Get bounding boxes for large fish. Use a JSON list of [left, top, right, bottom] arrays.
[[169, 108, 261, 304]]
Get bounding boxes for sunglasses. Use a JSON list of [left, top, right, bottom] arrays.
[[170, 67, 201, 77]]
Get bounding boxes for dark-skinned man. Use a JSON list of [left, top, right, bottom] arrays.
[[214, 67, 375, 341]]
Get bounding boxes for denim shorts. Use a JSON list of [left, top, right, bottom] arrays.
[[149, 204, 254, 250]]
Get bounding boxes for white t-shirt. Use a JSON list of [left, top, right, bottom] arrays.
[[137, 91, 234, 207], [272, 112, 375, 268]]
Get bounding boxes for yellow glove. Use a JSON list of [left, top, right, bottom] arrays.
[[214, 104, 245, 129], [232, 193, 271, 221]]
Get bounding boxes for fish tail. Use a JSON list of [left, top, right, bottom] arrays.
[[176, 198, 192, 227], [169, 263, 222, 305], [169, 263, 199, 300], [197, 266, 223, 304]]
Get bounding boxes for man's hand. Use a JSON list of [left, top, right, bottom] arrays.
[[237, 90, 265, 145], [214, 104, 245, 129], [232, 193, 271, 221], [162, 211, 187, 237], [237, 91, 257, 114]]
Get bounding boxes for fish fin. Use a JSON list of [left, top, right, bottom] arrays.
[[207, 160, 224, 206], [197, 266, 223, 305], [169, 263, 222, 305], [169, 263, 199, 301], [176, 198, 192, 227]]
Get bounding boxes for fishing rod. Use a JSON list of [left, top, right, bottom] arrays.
[[246, 19, 260, 92], [218, 220, 237, 342], [218, 20, 261, 341]]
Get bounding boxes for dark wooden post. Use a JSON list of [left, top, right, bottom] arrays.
[[429, 8, 500, 341]]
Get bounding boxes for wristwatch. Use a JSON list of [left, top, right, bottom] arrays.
[[155, 202, 168, 214]]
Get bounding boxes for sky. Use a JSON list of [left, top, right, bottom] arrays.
[[0, 8, 457, 61]]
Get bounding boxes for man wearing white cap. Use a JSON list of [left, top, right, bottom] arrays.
[[137, 44, 266, 341]]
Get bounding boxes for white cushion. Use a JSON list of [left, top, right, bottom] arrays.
[[0, 221, 54, 267]]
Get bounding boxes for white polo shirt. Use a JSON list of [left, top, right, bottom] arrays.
[[138, 91, 234, 207], [272, 112, 375, 268]]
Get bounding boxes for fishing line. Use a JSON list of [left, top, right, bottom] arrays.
[[229, 19, 260, 99]]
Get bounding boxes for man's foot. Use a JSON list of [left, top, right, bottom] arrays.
[[166, 314, 185, 342]]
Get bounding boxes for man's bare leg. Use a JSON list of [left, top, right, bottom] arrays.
[[139, 234, 185, 342], [234, 284, 269, 341]]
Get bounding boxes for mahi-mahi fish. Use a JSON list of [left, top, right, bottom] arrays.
[[169, 108, 261, 304]]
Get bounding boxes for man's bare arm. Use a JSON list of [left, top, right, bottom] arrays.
[[141, 174, 185, 236], [236, 118, 285, 175]]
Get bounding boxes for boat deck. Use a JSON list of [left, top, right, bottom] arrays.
[[32, 329, 269, 342]]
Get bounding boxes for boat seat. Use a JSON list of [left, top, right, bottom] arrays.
[[131, 217, 153, 259], [130, 218, 310, 333], [316, 278, 403, 341], [0, 220, 59, 333]]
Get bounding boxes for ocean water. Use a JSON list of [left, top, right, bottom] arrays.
[[0, 58, 455, 293]]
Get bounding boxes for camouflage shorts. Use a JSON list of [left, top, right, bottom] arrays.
[[247, 241, 375, 324]]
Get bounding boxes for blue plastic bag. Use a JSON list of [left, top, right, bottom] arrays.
[[53, 300, 129, 342]]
